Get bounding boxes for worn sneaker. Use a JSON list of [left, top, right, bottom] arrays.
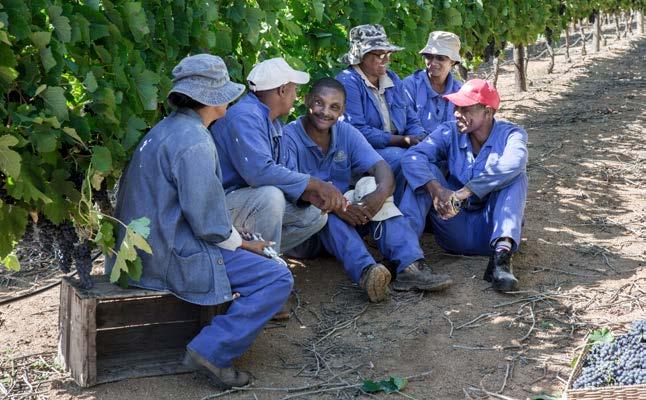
[[184, 348, 250, 389], [392, 261, 453, 292], [359, 263, 392, 303], [483, 251, 518, 292]]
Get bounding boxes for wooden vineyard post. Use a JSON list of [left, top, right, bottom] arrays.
[[564, 27, 572, 62], [492, 52, 502, 87], [615, 13, 622, 39], [513, 44, 527, 92], [638, 9, 645, 35], [545, 28, 555, 74], [592, 11, 602, 52], [580, 19, 587, 57]]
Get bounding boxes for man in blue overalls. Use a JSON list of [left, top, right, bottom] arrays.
[[284, 78, 453, 302], [211, 58, 346, 256], [399, 79, 528, 291]]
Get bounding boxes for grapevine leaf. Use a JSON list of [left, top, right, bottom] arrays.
[[0, 202, 27, 257], [33, 130, 57, 153], [95, 221, 115, 255], [110, 243, 130, 283], [391, 376, 407, 391], [1, 253, 20, 272], [124, 2, 150, 43], [62, 127, 86, 147], [30, 31, 52, 49], [130, 231, 152, 254], [128, 217, 150, 238], [0, 135, 21, 178], [48, 6, 72, 43], [40, 47, 57, 72], [7, 157, 52, 204], [312, 0, 325, 22], [205, 1, 218, 22], [135, 70, 160, 111], [91, 146, 112, 172], [127, 257, 143, 281], [90, 171, 104, 190], [40, 86, 69, 121], [530, 395, 560, 400], [124, 116, 147, 150], [0, 66, 18, 86], [361, 380, 381, 393], [588, 328, 613, 345], [34, 84, 47, 97], [84, 71, 98, 93], [379, 380, 399, 394]]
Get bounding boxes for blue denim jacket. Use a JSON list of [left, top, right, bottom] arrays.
[[403, 70, 462, 133], [335, 67, 426, 149], [210, 93, 310, 202], [402, 119, 528, 200], [106, 108, 235, 306]]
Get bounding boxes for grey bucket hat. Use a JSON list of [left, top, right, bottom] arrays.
[[169, 54, 245, 106], [339, 24, 404, 65]]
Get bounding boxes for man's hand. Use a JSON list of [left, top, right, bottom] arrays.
[[240, 239, 274, 257], [426, 181, 458, 220], [302, 178, 347, 213], [357, 189, 388, 219], [336, 204, 371, 226], [391, 135, 420, 148]]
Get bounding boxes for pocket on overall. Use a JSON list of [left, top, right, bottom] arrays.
[[167, 249, 214, 294]]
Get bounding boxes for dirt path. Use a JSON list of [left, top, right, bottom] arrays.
[[1, 34, 644, 400]]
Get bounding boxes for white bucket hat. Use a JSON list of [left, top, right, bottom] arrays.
[[246, 57, 310, 91], [419, 31, 462, 63], [343, 177, 403, 221]]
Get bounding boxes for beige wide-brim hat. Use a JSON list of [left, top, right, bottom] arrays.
[[343, 177, 403, 221], [419, 31, 462, 63], [339, 24, 404, 66]]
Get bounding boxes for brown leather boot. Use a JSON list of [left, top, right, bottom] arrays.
[[359, 263, 391, 303], [184, 348, 250, 389], [392, 261, 453, 292]]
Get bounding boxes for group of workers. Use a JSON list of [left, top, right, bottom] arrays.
[[106, 24, 528, 389]]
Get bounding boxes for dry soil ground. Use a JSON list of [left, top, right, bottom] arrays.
[[1, 32, 645, 400]]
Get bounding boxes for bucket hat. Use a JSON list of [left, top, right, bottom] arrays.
[[444, 79, 500, 110], [339, 24, 404, 65], [169, 54, 245, 106], [344, 177, 403, 221], [419, 31, 462, 62], [246, 57, 310, 91]]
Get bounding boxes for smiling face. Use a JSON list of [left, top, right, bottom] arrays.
[[359, 51, 391, 78], [305, 86, 345, 132], [423, 53, 455, 82], [454, 104, 491, 134]]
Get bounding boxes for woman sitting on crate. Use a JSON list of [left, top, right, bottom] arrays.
[[106, 54, 293, 389]]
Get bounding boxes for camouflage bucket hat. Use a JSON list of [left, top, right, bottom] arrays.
[[339, 24, 404, 65]]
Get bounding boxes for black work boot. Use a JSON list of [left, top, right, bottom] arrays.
[[483, 251, 518, 292], [359, 263, 391, 303], [392, 261, 453, 292], [184, 348, 250, 389]]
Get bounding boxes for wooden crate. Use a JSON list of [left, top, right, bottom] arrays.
[[58, 275, 227, 387]]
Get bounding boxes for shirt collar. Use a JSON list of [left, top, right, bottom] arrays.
[[296, 116, 338, 154], [246, 92, 272, 119], [423, 71, 455, 98], [353, 65, 394, 94], [458, 118, 498, 149]]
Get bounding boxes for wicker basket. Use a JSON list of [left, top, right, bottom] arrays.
[[564, 341, 646, 400]]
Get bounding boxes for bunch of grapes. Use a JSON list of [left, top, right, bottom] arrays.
[[55, 221, 78, 273], [573, 320, 646, 389], [74, 238, 93, 289]]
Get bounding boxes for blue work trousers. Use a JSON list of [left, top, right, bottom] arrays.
[[399, 174, 527, 255], [376, 146, 407, 202], [187, 248, 293, 368], [318, 214, 423, 283]]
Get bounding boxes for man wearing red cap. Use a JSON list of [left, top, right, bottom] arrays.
[[399, 79, 528, 291]]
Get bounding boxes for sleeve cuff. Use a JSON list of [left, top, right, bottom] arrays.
[[216, 226, 242, 251]]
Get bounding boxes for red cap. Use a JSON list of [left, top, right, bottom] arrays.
[[443, 79, 500, 110]]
